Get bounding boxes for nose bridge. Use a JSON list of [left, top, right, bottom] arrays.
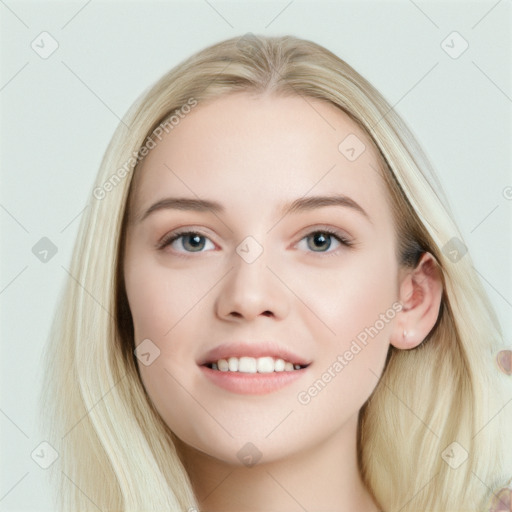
[[215, 234, 287, 320]]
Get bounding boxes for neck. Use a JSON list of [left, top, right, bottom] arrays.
[[175, 414, 381, 512]]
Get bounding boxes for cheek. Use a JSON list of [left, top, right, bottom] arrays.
[[124, 254, 214, 342], [124, 256, 216, 447], [292, 250, 398, 410], [296, 247, 399, 337], [125, 257, 208, 448]]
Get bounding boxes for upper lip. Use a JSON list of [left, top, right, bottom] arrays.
[[198, 341, 311, 367]]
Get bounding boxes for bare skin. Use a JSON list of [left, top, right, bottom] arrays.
[[123, 91, 443, 511]]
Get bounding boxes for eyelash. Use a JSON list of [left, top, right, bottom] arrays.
[[157, 226, 353, 258]]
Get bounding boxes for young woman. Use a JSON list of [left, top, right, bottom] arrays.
[[40, 34, 512, 511]]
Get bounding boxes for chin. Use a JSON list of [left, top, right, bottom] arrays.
[[177, 431, 304, 469]]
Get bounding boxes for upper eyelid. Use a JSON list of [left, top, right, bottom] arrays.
[[157, 226, 219, 247], [161, 224, 350, 240]]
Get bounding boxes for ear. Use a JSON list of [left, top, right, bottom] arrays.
[[390, 252, 444, 349]]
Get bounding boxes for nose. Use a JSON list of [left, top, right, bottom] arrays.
[[215, 246, 290, 322]]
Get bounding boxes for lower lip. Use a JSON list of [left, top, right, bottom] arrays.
[[199, 365, 308, 395]]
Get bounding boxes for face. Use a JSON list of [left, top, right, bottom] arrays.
[[123, 92, 402, 466]]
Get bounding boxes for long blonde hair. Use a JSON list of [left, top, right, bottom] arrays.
[[40, 34, 511, 511]]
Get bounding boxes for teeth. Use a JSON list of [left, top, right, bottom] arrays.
[[211, 356, 305, 373], [257, 356, 274, 373], [217, 359, 229, 371], [228, 357, 238, 372], [238, 356, 257, 373], [274, 358, 285, 372]]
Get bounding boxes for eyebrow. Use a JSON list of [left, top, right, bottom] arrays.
[[137, 194, 372, 224]]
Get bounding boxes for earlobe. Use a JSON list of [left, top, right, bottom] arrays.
[[390, 252, 443, 350]]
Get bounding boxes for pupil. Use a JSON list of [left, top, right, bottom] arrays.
[[309, 232, 331, 251], [185, 234, 204, 251]]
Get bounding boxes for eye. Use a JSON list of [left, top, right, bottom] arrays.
[[296, 228, 352, 255], [158, 230, 215, 254], [157, 227, 353, 256]]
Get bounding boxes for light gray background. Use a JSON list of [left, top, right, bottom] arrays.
[[1, 1, 511, 510]]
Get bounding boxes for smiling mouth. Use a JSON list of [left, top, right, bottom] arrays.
[[203, 356, 309, 373]]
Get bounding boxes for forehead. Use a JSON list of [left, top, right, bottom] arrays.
[[129, 92, 391, 225]]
